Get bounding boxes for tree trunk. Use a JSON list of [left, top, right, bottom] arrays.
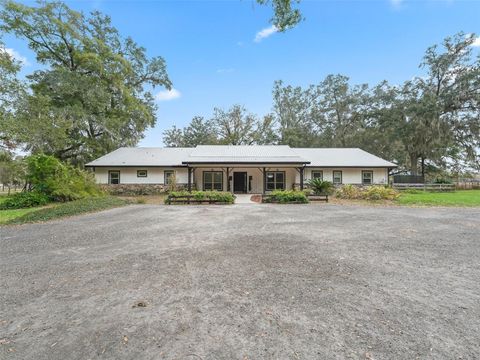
[[410, 154, 418, 175], [421, 157, 425, 178]]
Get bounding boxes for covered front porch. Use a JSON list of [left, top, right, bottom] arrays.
[[185, 165, 307, 194]]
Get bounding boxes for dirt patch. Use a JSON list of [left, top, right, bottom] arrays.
[[1, 205, 479, 359]]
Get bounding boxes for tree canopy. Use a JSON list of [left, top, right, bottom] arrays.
[[165, 32, 480, 175], [0, 0, 171, 165]]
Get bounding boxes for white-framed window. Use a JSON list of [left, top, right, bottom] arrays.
[[203, 171, 223, 191], [362, 170, 373, 185], [137, 170, 148, 178], [108, 170, 120, 184], [312, 170, 323, 180], [164, 170, 175, 185], [333, 171, 342, 185], [266, 171, 285, 191]]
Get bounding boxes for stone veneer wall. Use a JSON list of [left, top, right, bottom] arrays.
[[100, 183, 193, 195]]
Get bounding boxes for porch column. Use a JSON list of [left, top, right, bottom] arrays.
[[263, 167, 266, 195], [300, 167, 304, 190], [187, 167, 192, 192], [226, 167, 230, 192]]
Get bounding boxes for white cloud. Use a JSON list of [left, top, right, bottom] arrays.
[[155, 88, 181, 101], [254, 25, 278, 43], [2, 47, 30, 66], [216, 68, 235, 74]]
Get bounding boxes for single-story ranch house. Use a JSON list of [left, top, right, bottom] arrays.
[[86, 145, 397, 194]]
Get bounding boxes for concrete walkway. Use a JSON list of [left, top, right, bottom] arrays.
[[234, 193, 257, 204]]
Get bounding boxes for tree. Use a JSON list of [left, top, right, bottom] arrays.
[[256, 0, 303, 31], [379, 33, 480, 174], [183, 116, 218, 146], [0, 39, 24, 150], [272, 80, 318, 147], [163, 105, 278, 146], [212, 105, 260, 145], [313, 74, 369, 147], [0, 1, 171, 165], [163, 116, 218, 147]]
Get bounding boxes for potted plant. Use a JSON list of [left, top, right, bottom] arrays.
[[307, 178, 333, 195]]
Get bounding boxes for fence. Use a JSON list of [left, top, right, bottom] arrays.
[[455, 181, 480, 190], [392, 183, 455, 192]]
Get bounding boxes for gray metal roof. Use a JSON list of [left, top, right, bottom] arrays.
[[293, 148, 397, 167], [86, 146, 397, 167], [85, 147, 193, 167], [183, 145, 309, 164]]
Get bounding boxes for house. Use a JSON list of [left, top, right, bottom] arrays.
[[85, 145, 397, 193]]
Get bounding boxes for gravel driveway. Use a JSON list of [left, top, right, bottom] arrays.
[[1, 204, 479, 359]]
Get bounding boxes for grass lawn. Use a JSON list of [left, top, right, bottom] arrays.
[[0, 196, 129, 225], [398, 190, 480, 207]]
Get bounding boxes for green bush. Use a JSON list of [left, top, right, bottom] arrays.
[[26, 154, 102, 201], [6, 196, 128, 224], [335, 185, 399, 200], [265, 190, 309, 204], [0, 191, 51, 209], [307, 178, 334, 195], [166, 191, 235, 204]]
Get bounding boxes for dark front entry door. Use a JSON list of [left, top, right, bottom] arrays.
[[233, 172, 247, 193]]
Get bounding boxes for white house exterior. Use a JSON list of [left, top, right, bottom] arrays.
[[86, 145, 397, 194]]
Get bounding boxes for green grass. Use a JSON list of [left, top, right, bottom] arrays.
[[398, 190, 480, 207], [0, 196, 129, 225]]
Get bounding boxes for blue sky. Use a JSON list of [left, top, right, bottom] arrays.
[[4, 0, 480, 146]]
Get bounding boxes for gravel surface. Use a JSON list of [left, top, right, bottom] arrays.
[[1, 204, 479, 359]]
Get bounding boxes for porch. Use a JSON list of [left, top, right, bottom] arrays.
[[186, 165, 307, 194]]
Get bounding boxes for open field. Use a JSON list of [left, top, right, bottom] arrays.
[[397, 189, 480, 207], [1, 204, 479, 359]]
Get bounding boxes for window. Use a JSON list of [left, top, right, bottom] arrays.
[[266, 171, 285, 191], [362, 170, 373, 185], [333, 171, 342, 185], [108, 171, 120, 184], [137, 170, 148, 178], [312, 171, 323, 180], [203, 171, 223, 191], [164, 170, 175, 185]]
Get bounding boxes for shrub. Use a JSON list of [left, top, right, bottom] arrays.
[[335, 184, 363, 199], [0, 191, 50, 209], [307, 178, 334, 195], [166, 191, 235, 204], [265, 190, 309, 204], [363, 186, 400, 200], [335, 185, 399, 200], [26, 154, 102, 201], [433, 177, 453, 184], [6, 196, 128, 224]]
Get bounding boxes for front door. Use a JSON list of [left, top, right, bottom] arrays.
[[233, 172, 247, 193]]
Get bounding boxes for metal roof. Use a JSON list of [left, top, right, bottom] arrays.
[[182, 145, 309, 164], [86, 146, 397, 167], [85, 147, 193, 167], [293, 148, 397, 167]]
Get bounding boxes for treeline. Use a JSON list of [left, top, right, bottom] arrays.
[[164, 33, 480, 175]]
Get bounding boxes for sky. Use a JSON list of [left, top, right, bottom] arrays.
[[4, 0, 480, 146]]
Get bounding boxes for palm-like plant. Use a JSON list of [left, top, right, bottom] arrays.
[[307, 178, 333, 195]]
